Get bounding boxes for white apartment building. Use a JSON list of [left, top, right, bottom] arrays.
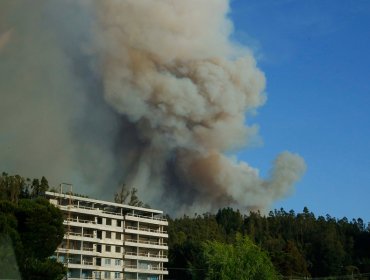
[[45, 190, 168, 280]]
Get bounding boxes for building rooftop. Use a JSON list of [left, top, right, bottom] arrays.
[[45, 191, 163, 215]]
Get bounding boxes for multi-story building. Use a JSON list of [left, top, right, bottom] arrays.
[[45, 189, 168, 280]]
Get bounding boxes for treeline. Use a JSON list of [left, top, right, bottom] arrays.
[[0, 172, 50, 203], [0, 172, 65, 280], [166, 207, 370, 279], [2, 172, 370, 279]]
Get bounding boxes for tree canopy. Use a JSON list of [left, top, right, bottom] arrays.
[[114, 183, 150, 208], [0, 172, 66, 280], [166, 208, 370, 279], [194, 234, 279, 280]]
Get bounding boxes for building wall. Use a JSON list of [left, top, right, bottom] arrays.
[[45, 191, 168, 280]]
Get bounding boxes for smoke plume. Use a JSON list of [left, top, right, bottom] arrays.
[[0, 0, 305, 214]]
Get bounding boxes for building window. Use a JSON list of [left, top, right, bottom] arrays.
[[115, 259, 121, 266], [106, 231, 111, 238], [115, 246, 121, 253], [106, 245, 111, 252], [117, 220, 121, 227], [104, 271, 110, 279], [116, 233, 121, 240], [106, 218, 112, 225], [105, 258, 111, 265], [114, 272, 120, 279]]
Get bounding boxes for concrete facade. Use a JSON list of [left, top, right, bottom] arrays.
[[45, 191, 168, 280]]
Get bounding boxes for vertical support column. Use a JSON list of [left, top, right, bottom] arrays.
[[80, 233, 83, 279], [136, 221, 139, 273]]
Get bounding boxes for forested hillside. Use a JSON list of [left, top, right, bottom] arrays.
[[2, 172, 369, 279], [166, 207, 370, 279]]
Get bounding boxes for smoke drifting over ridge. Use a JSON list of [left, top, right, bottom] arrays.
[[0, 0, 306, 214]]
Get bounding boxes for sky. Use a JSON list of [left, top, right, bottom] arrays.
[[230, 0, 370, 221]]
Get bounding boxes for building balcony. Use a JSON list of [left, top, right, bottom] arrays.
[[63, 219, 122, 233], [124, 251, 168, 262], [124, 265, 168, 275], [67, 278, 95, 280], [68, 278, 93, 280], [124, 226, 168, 238], [125, 213, 168, 226], [59, 204, 124, 220], [124, 239, 168, 250], [62, 233, 123, 247], [56, 248, 123, 259], [63, 232, 97, 242], [56, 247, 95, 256], [64, 259, 97, 270], [65, 260, 123, 272], [64, 218, 97, 230]]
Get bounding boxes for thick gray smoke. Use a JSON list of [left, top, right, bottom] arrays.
[[0, 0, 306, 214]]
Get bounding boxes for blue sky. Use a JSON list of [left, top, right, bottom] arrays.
[[230, 0, 370, 221]]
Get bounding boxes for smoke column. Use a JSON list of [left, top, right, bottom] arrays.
[[0, 0, 306, 214]]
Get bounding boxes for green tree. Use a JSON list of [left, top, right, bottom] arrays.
[[216, 207, 243, 236], [0, 180, 66, 280], [167, 213, 224, 280], [114, 184, 149, 207], [114, 183, 130, 204], [0, 201, 23, 280], [16, 198, 64, 260], [0, 172, 25, 204], [279, 240, 309, 277], [0, 234, 22, 280], [194, 234, 280, 280], [30, 176, 49, 198], [22, 258, 66, 280]]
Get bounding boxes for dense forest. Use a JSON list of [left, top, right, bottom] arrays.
[[166, 208, 370, 279], [0, 172, 65, 280], [1, 172, 370, 279]]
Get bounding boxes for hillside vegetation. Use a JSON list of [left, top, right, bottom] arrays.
[[167, 208, 370, 279], [1, 172, 369, 279], [0, 172, 65, 280]]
